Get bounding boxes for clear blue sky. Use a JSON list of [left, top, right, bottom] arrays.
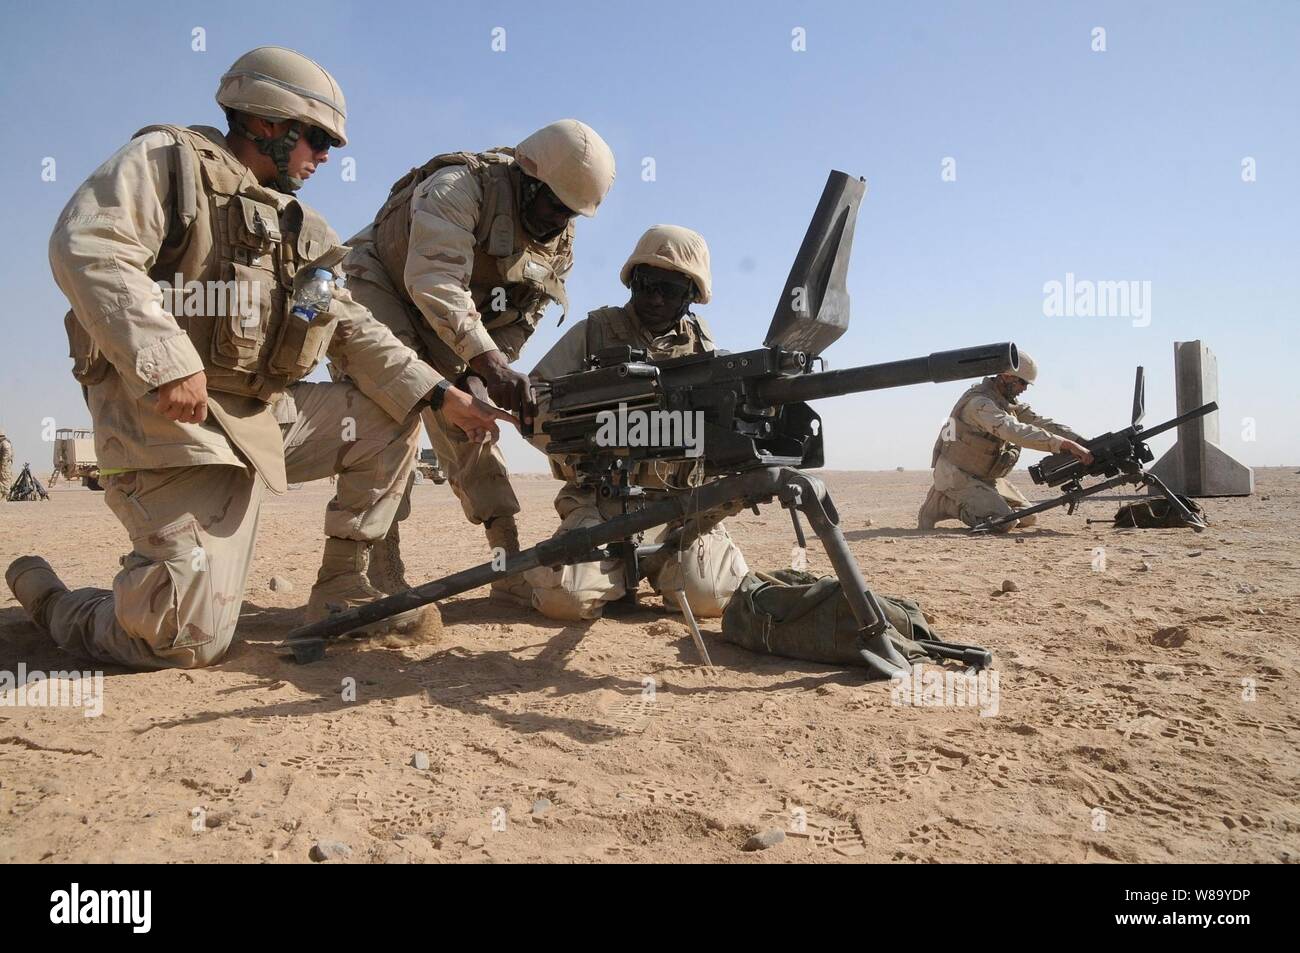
[[2, 0, 1296, 474]]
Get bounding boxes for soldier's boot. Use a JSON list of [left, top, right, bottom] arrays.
[[367, 520, 410, 595], [485, 516, 534, 608], [306, 538, 434, 635], [917, 487, 951, 530], [6, 556, 70, 632]]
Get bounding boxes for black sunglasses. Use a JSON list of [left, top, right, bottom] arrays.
[[303, 124, 341, 152], [632, 271, 694, 301]]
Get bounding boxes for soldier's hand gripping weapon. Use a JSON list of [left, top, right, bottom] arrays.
[[971, 367, 1216, 533], [285, 171, 1017, 676]]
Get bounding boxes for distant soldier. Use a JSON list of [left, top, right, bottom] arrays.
[[0, 428, 13, 500], [7, 47, 508, 670], [341, 120, 616, 602], [525, 225, 749, 619], [918, 353, 1093, 532]]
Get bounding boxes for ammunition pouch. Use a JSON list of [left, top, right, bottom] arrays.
[[989, 445, 1021, 479]]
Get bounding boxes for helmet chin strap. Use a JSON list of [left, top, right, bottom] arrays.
[[234, 116, 304, 193]]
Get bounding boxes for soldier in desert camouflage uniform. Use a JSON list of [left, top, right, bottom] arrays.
[[6, 47, 509, 669], [525, 226, 749, 620], [341, 120, 615, 604], [918, 352, 1093, 532]]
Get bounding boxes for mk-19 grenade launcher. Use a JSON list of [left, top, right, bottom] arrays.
[[286, 171, 1019, 678], [973, 367, 1216, 533]]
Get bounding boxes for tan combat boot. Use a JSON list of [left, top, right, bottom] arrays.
[[485, 516, 534, 608], [6, 556, 69, 632], [917, 487, 945, 530], [367, 520, 410, 595], [305, 538, 432, 634]]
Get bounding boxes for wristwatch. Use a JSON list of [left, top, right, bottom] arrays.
[[425, 379, 453, 411]]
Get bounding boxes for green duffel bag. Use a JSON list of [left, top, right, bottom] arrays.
[[720, 569, 940, 668], [1113, 495, 1208, 529]]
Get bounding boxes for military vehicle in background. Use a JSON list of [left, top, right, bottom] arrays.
[[413, 448, 447, 484], [49, 428, 102, 490]]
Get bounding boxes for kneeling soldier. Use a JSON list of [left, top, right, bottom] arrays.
[[525, 225, 749, 620], [341, 120, 616, 603], [7, 47, 508, 669], [918, 352, 1092, 532]]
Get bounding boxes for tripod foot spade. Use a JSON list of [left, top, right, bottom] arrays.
[[282, 638, 327, 664], [857, 630, 912, 680]]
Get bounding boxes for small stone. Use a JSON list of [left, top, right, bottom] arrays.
[[258, 760, 268, 768], [240, 768, 257, 783], [1237, 583, 1258, 594], [1015, 537, 1025, 544], [1001, 579, 1018, 592], [863, 518, 873, 527], [309, 840, 352, 862], [466, 832, 485, 849], [815, 684, 841, 696], [268, 576, 294, 593], [531, 797, 553, 817], [743, 829, 786, 852], [1150, 625, 1192, 648], [1138, 562, 1152, 572], [1187, 550, 1203, 558], [411, 752, 430, 771]]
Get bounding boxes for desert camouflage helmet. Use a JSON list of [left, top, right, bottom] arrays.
[[620, 225, 712, 304], [1009, 350, 1038, 384], [514, 120, 615, 217], [216, 46, 348, 146]]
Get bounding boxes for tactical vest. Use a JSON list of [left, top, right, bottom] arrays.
[[369, 150, 574, 361], [932, 378, 1022, 479], [560, 306, 714, 491], [68, 124, 347, 402], [583, 305, 713, 359]]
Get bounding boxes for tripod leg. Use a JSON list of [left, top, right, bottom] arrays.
[[1143, 473, 1206, 532], [784, 475, 911, 680], [971, 473, 1139, 533]]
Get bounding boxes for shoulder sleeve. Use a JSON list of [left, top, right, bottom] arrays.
[[963, 395, 1062, 453], [404, 166, 497, 364], [48, 131, 205, 398], [1015, 402, 1086, 443]]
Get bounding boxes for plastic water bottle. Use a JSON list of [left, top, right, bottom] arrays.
[[290, 268, 334, 320]]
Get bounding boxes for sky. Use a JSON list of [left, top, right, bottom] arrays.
[[1, 0, 1296, 476]]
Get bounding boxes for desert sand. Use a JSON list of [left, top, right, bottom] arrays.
[[1, 468, 1296, 863]]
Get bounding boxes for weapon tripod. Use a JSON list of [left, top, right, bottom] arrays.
[[285, 466, 993, 679]]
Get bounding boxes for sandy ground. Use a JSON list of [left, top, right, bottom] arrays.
[[1, 468, 1297, 864]]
